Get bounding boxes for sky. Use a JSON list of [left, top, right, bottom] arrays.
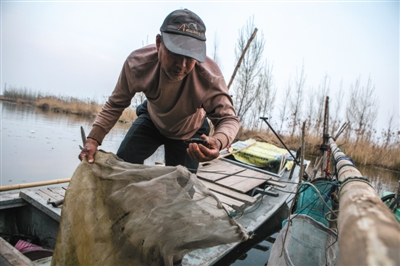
[[1, 1, 399, 132]]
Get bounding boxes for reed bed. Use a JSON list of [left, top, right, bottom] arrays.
[[2, 87, 398, 171], [2, 87, 137, 123], [236, 128, 400, 172]]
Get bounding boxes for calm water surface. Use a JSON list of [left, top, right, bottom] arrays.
[[1, 101, 163, 186]]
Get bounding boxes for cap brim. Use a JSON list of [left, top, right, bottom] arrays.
[[162, 33, 206, 63]]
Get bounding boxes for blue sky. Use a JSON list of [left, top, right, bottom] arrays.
[[1, 1, 399, 131]]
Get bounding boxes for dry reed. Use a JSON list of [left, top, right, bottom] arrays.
[[2, 87, 398, 171], [236, 128, 400, 172]]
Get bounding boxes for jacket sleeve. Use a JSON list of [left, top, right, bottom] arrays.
[[88, 60, 135, 144], [203, 78, 240, 150]]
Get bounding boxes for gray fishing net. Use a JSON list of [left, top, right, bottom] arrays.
[[268, 214, 338, 266], [51, 150, 249, 266]]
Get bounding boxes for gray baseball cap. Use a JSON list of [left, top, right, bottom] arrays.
[[160, 9, 206, 62]]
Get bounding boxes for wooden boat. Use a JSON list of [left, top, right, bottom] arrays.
[[0, 140, 308, 266], [268, 137, 400, 266]]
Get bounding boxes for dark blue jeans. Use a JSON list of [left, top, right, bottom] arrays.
[[117, 100, 210, 173]]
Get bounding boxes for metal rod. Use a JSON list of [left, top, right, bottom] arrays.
[[259, 117, 300, 166], [220, 157, 281, 178]]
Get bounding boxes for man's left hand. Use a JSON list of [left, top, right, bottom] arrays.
[[186, 134, 221, 162]]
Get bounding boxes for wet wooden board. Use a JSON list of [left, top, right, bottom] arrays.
[[212, 191, 245, 211], [0, 237, 32, 266], [0, 192, 26, 210], [216, 169, 270, 193], [197, 160, 246, 182], [199, 180, 257, 205], [19, 187, 66, 222]]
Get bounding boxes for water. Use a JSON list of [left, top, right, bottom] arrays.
[[1, 101, 399, 265], [1, 101, 163, 187]]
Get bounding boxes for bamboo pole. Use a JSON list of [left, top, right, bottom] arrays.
[[329, 138, 400, 266], [0, 178, 71, 192], [227, 28, 258, 89]]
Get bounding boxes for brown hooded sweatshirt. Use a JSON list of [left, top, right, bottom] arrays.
[[88, 44, 239, 150]]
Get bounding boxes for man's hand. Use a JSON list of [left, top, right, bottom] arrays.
[[78, 138, 99, 163], [186, 134, 221, 162]]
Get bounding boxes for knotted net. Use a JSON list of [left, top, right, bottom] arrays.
[[52, 150, 249, 266]]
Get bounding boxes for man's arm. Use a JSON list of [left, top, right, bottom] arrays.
[[79, 60, 135, 163]]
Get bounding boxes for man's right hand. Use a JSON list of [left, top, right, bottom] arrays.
[[78, 138, 99, 163]]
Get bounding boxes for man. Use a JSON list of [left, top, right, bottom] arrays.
[[79, 8, 239, 173]]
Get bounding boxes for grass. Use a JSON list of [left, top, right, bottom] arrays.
[[2, 86, 399, 171], [1, 87, 136, 123], [236, 128, 400, 172]]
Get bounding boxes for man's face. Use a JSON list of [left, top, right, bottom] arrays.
[[156, 35, 197, 81]]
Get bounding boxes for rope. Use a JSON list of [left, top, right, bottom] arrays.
[[323, 148, 332, 176], [337, 176, 372, 190], [336, 163, 357, 173], [335, 155, 354, 164], [298, 182, 336, 215]]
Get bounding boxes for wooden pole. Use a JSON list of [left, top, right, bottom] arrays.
[[0, 178, 71, 192], [329, 138, 400, 266], [321, 96, 329, 178], [227, 28, 258, 89], [299, 121, 305, 180]]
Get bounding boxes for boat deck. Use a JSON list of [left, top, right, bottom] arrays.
[[0, 157, 298, 266]]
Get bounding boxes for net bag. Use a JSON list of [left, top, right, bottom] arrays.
[[51, 150, 249, 266], [268, 214, 338, 266]]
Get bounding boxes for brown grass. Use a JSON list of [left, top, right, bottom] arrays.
[[236, 128, 400, 172], [1, 88, 398, 171], [35, 97, 137, 122]]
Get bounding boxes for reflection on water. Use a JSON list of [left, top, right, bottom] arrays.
[[1, 101, 161, 187], [1, 101, 399, 196]]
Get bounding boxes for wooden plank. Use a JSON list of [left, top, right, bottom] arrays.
[[47, 187, 67, 198], [0, 237, 33, 266], [197, 160, 246, 182], [216, 169, 268, 193], [265, 180, 286, 188], [20, 190, 61, 222], [200, 179, 257, 205], [38, 188, 64, 202], [212, 191, 246, 211], [0, 192, 27, 210]]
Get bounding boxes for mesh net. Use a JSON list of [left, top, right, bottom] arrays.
[[51, 150, 249, 266], [268, 214, 338, 266]]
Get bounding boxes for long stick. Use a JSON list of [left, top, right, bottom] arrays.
[[259, 117, 299, 166], [0, 178, 71, 192], [227, 28, 258, 89]]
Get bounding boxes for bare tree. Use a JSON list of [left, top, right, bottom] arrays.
[[212, 31, 222, 69], [232, 16, 265, 126], [314, 74, 330, 136], [382, 106, 398, 148], [247, 60, 276, 130], [330, 80, 344, 136], [278, 78, 292, 134], [345, 76, 379, 144], [256, 60, 277, 130], [305, 86, 316, 134], [288, 64, 306, 138]]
